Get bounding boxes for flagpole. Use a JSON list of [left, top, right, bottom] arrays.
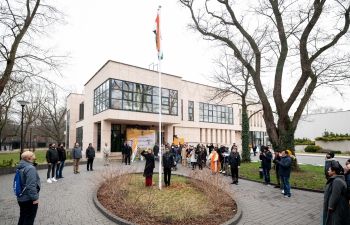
[[158, 5, 162, 191]]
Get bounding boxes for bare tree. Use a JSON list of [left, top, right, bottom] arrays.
[[179, 0, 350, 161], [207, 48, 263, 162], [0, 0, 66, 96], [37, 86, 66, 143]]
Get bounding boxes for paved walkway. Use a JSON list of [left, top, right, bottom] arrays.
[[0, 159, 323, 225]]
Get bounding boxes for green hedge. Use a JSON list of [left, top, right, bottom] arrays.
[[305, 145, 322, 152], [315, 131, 350, 141], [294, 138, 315, 145]]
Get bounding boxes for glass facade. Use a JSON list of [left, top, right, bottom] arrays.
[[76, 126, 83, 149], [66, 110, 70, 148], [199, 103, 233, 124], [109, 79, 178, 115], [188, 101, 194, 121], [94, 80, 110, 114]]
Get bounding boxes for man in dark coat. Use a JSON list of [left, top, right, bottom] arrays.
[[275, 150, 292, 197], [46, 143, 60, 183], [86, 143, 95, 171], [228, 147, 241, 185], [252, 145, 257, 156], [206, 143, 214, 154], [153, 143, 159, 161], [141, 149, 155, 186], [124, 143, 132, 165], [219, 144, 226, 172], [323, 164, 349, 225], [56, 144, 66, 179], [273, 149, 282, 188], [259, 146, 272, 185], [162, 147, 174, 187]]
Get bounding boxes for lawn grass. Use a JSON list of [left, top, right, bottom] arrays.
[[127, 174, 210, 220], [0, 150, 71, 166], [239, 162, 326, 190]]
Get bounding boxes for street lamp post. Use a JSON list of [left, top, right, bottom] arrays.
[[17, 100, 29, 160]]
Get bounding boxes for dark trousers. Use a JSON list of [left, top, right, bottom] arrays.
[[164, 167, 171, 185], [87, 158, 94, 170], [263, 167, 271, 184], [125, 154, 131, 165], [56, 160, 65, 178], [47, 163, 56, 179], [191, 162, 197, 169], [231, 167, 239, 182], [18, 200, 38, 225]]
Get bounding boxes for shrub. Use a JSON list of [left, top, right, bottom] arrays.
[[0, 159, 14, 167], [294, 138, 315, 145], [316, 131, 350, 141], [304, 145, 322, 152]]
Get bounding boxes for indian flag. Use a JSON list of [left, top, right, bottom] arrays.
[[153, 7, 163, 60]]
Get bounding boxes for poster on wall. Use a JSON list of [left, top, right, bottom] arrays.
[[126, 129, 156, 162]]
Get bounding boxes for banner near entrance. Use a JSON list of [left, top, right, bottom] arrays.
[[126, 129, 155, 162]]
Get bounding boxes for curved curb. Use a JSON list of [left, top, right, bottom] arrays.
[[93, 173, 242, 225], [238, 177, 324, 193]]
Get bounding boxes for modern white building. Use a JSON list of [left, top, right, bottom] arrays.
[[295, 111, 350, 140], [66, 60, 267, 157]]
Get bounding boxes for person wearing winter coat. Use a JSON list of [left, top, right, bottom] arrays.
[[162, 147, 174, 187], [141, 149, 155, 186], [228, 147, 241, 185], [323, 164, 349, 225], [72, 142, 82, 174], [46, 143, 60, 183], [196, 147, 205, 170], [275, 150, 292, 197], [259, 146, 272, 185], [325, 152, 337, 180], [86, 143, 95, 171], [56, 143, 66, 179], [190, 148, 197, 170], [181, 144, 187, 166], [16, 151, 41, 225]]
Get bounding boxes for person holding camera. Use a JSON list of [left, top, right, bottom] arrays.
[[260, 146, 272, 186]]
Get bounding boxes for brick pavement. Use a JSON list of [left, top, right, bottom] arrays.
[[0, 159, 323, 225]]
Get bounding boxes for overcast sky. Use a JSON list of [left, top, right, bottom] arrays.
[[49, 0, 350, 112]]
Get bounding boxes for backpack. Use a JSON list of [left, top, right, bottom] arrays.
[[13, 168, 26, 197]]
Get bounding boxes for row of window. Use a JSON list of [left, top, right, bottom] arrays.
[[93, 79, 234, 125]]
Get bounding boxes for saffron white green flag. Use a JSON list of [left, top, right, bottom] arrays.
[[153, 8, 163, 60]]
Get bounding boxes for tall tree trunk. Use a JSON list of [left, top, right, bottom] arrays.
[[241, 111, 250, 162]]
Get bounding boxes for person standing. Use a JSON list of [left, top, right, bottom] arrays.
[[323, 164, 349, 224], [190, 148, 197, 170], [121, 141, 127, 163], [153, 143, 159, 161], [103, 143, 110, 166], [260, 146, 272, 186], [206, 143, 214, 155], [56, 144, 66, 179], [72, 142, 82, 174], [86, 143, 95, 171], [228, 147, 241, 185], [141, 149, 155, 186], [196, 147, 205, 170], [181, 144, 187, 166], [275, 150, 292, 197], [325, 152, 337, 180], [273, 149, 282, 189], [46, 143, 60, 183], [16, 151, 41, 225], [162, 147, 174, 187], [253, 145, 257, 156], [208, 149, 220, 173], [124, 143, 132, 165]]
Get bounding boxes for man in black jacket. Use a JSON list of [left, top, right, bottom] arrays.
[[162, 147, 174, 187], [260, 146, 273, 185], [46, 143, 60, 183], [124, 143, 132, 165], [228, 147, 241, 185], [56, 143, 66, 179], [121, 141, 127, 164], [86, 143, 96, 171]]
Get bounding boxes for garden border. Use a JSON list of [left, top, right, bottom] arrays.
[[93, 173, 242, 225]]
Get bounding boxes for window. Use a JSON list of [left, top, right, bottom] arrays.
[[110, 79, 178, 115], [66, 110, 70, 148], [199, 102, 233, 124], [76, 127, 83, 149], [79, 102, 84, 120], [188, 101, 194, 121], [94, 80, 110, 114]]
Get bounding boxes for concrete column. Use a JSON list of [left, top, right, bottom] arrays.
[[165, 125, 173, 144]]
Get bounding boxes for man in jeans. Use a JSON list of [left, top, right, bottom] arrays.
[[162, 147, 174, 187], [72, 142, 82, 174], [275, 150, 292, 198], [46, 143, 60, 183], [56, 143, 66, 179], [260, 146, 272, 185], [16, 151, 41, 225]]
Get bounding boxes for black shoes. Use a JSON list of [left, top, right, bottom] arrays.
[[274, 185, 280, 188]]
